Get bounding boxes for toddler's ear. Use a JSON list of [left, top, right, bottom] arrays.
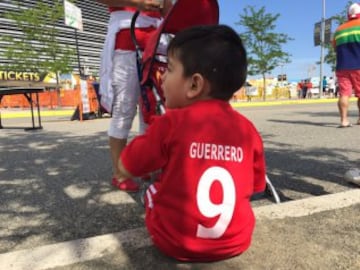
[[187, 73, 205, 99]]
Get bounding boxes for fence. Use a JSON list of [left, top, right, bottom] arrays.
[[233, 86, 292, 101], [0, 82, 99, 111]]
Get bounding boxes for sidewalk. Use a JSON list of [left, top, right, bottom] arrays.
[[0, 190, 359, 270]]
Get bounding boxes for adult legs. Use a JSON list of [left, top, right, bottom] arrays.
[[337, 95, 351, 126], [357, 98, 360, 124], [336, 70, 354, 126], [302, 88, 307, 99], [109, 106, 147, 179], [351, 70, 360, 124], [108, 50, 141, 191], [109, 137, 127, 179]]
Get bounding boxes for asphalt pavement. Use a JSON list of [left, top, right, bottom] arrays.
[[0, 99, 359, 269]]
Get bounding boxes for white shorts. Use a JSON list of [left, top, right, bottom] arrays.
[[108, 50, 146, 139]]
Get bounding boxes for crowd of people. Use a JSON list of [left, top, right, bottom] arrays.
[[296, 76, 339, 99], [296, 79, 313, 99]]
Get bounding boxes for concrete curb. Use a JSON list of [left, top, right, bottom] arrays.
[[0, 228, 150, 270], [231, 97, 339, 108], [1, 109, 74, 118], [0, 189, 358, 270], [254, 188, 360, 220], [2, 97, 357, 119]]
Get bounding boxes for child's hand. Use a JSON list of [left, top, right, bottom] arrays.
[[118, 159, 133, 179], [160, 0, 174, 17], [137, 0, 162, 11]]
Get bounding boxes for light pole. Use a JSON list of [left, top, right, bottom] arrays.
[[319, 0, 325, 98]]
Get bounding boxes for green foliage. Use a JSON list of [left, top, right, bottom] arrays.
[[0, 0, 75, 76], [236, 6, 293, 78], [324, 1, 352, 71]]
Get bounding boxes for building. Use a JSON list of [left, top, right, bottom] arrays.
[[0, 0, 109, 77]]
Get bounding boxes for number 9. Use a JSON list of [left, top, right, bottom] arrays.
[[196, 166, 236, 239]]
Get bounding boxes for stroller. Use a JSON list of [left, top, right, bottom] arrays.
[[131, 0, 219, 124], [131, 0, 281, 203]]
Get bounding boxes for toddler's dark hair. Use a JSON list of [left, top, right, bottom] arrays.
[[167, 24, 247, 100]]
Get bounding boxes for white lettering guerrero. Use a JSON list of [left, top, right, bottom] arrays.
[[189, 142, 243, 163]]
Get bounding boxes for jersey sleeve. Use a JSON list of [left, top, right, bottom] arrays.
[[252, 130, 266, 193], [120, 115, 173, 177]]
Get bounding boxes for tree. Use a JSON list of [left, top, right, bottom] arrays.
[[324, 1, 353, 72], [236, 6, 293, 100], [0, 0, 75, 84]]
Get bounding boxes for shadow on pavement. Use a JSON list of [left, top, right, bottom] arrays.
[[0, 129, 144, 254], [0, 102, 359, 268]]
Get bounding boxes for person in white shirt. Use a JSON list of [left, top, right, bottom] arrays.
[[327, 76, 336, 98]]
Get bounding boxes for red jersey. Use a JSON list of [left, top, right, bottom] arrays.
[[109, 7, 161, 50], [121, 100, 266, 262]]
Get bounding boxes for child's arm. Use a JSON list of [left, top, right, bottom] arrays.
[[117, 114, 172, 178], [253, 133, 266, 194]]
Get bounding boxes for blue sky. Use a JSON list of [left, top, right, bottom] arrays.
[[218, 0, 349, 81]]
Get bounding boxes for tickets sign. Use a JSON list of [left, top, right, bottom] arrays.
[[0, 71, 41, 81]]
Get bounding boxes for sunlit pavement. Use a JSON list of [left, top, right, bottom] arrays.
[[0, 101, 359, 269]]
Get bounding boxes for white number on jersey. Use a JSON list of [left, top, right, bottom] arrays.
[[196, 166, 236, 239]]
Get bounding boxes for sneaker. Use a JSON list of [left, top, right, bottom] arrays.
[[141, 174, 152, 182], [345, 169, 360, 186], [112, 177, 140, 192]]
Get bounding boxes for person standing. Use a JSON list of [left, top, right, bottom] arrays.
[[333, 2, 360, 127], [97, 0, 173, 191], [306, 79, 313, 99], [322, 76, 328, 96], [297, 80, 304, 99], [302, 79, 309, 99], [327, 76, 335, 98], [335, 80, 340, 98]]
